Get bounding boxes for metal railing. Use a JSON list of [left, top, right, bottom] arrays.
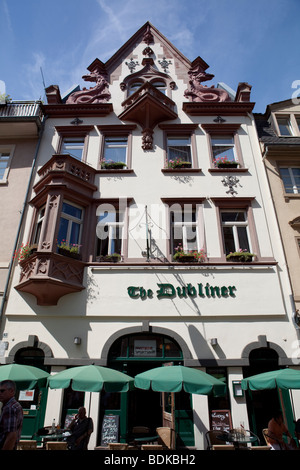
[[0, 101, 43, 119]]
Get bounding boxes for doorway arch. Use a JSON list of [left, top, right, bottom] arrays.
[[99, 329, 195, 447]]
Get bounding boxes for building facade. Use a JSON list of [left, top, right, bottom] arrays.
[[255, 100, 300, 325], [0, 23, 299, 449]]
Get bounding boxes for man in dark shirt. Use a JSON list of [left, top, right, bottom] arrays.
[[0, 380, 23, 450], [67, 407, 93, 450]]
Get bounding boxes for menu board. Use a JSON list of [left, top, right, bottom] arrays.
[[210, 409, 232, 432], [101, 414, 119, 446]]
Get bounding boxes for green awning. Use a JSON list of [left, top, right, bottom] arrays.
[[134, 365, 226, 396], [241, 368, 300, 391], [0, 364, 49, 390], [48, 364, 134, 393]]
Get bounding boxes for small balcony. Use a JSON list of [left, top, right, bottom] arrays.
[[119, 82, 177, 150], [0, 101, 43, 137], [15, 251, 85, 306]]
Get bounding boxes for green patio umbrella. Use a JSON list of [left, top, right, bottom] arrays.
[[0, 364, 49, 390], [48, 364, 134, 393], [134, 365, 226, 396], [241, 368, 300, 391]]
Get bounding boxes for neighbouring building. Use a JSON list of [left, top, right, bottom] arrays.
[[255, 99, 300, 336], [0, 23, 299, 449]]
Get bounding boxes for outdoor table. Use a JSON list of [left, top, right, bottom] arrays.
[[132, 434, 159, 448], [41, 431, 69, 449], [217, 431, 258, 450]]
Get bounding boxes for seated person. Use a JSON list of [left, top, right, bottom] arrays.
[[67, 407, 93, 450], [268, 410, 296, 450]]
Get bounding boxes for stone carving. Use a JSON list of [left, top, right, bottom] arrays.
[[66, 68, 111, 104], [142, 128, 153, 150], [184, 64, 230, 103]]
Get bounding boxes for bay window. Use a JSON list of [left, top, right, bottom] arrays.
[[57, 202, 84, 249]]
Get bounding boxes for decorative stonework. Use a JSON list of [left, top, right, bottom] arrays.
[[184, 62, 230, 103], [16, 252, 85, 306], [66, 61, 111, 104], [143, 24, 154, 45]]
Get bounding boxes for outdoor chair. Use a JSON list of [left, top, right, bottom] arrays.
[[156, 427, 175, 449], [205, 430, 230, 450], [212, 445, 235, 450], [108, 443, 129, 450], [250, 445, 271, 450], [141, 444, 164, 450], [262, 428, 282, 449], [17, 440, 37, 450], [46, 441, 68, 450]]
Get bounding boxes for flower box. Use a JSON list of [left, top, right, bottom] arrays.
[[167, 159, 192, 169], [226, 251, 254, 262], [174, 255, 199, 263], [58, 248, 81, 260], [100, 160, 127, 170], [96, 254, 121, 263], [217, 162, 239, 168]]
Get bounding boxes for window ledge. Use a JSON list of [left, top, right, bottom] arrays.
[[97, 169, 134, 174], [208, 168, 248, 173], [161, 168, 201, 174]]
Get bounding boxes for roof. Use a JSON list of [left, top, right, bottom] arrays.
[[254, 113, 300, 145]]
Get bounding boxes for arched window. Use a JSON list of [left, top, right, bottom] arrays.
[[128, 82, 144, 96], [151, 80, 166, 94]]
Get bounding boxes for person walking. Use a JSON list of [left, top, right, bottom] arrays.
[[0, 380, 23, 450]]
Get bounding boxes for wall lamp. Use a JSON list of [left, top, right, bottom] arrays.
[[210, 338, 218, 346], [74, 337, 81, 345]]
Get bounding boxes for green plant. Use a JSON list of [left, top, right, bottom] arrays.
[[173, 244, 206, 262], [15, 243, 37, 262], [57, 240, 80, 254], [214, 156, 239, 167], [226, 249, 254, 261], [167, 158, 191, 168], [100, 159, 127, 169]]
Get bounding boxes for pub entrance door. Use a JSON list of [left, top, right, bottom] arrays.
[[103, 333, 195, 447]]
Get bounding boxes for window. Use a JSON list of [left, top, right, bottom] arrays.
[[159, 124, 199, 170], [55, 125, 93, 163], [221, 210, 251, 254], [32, 206, 46, 245], [103, 136, 128, 164], [167, 136, 192, 166], [211, 136, 236, 163], [96, 209, 124, 256], [296, 117, 300, 133], [128, 82, 143, 96], [280, 167, 300, 194], [170, 208, 199, 254], [61, 138, 85, 161], [0, 147, 14, 182], [276, 117, 293, 136], [202, 124, 242, 169], [98, 125, 136, 170], [151, 80, 166, 94], [57, 202, 83, 249]]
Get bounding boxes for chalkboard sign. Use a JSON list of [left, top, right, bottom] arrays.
[[210, 409, 232, 432], [101, 414, 119, 446]]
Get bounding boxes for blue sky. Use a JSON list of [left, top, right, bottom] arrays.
[[0, 0, 299, 113]]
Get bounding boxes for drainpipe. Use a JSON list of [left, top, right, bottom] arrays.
[[0, 110, 48, 323]]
